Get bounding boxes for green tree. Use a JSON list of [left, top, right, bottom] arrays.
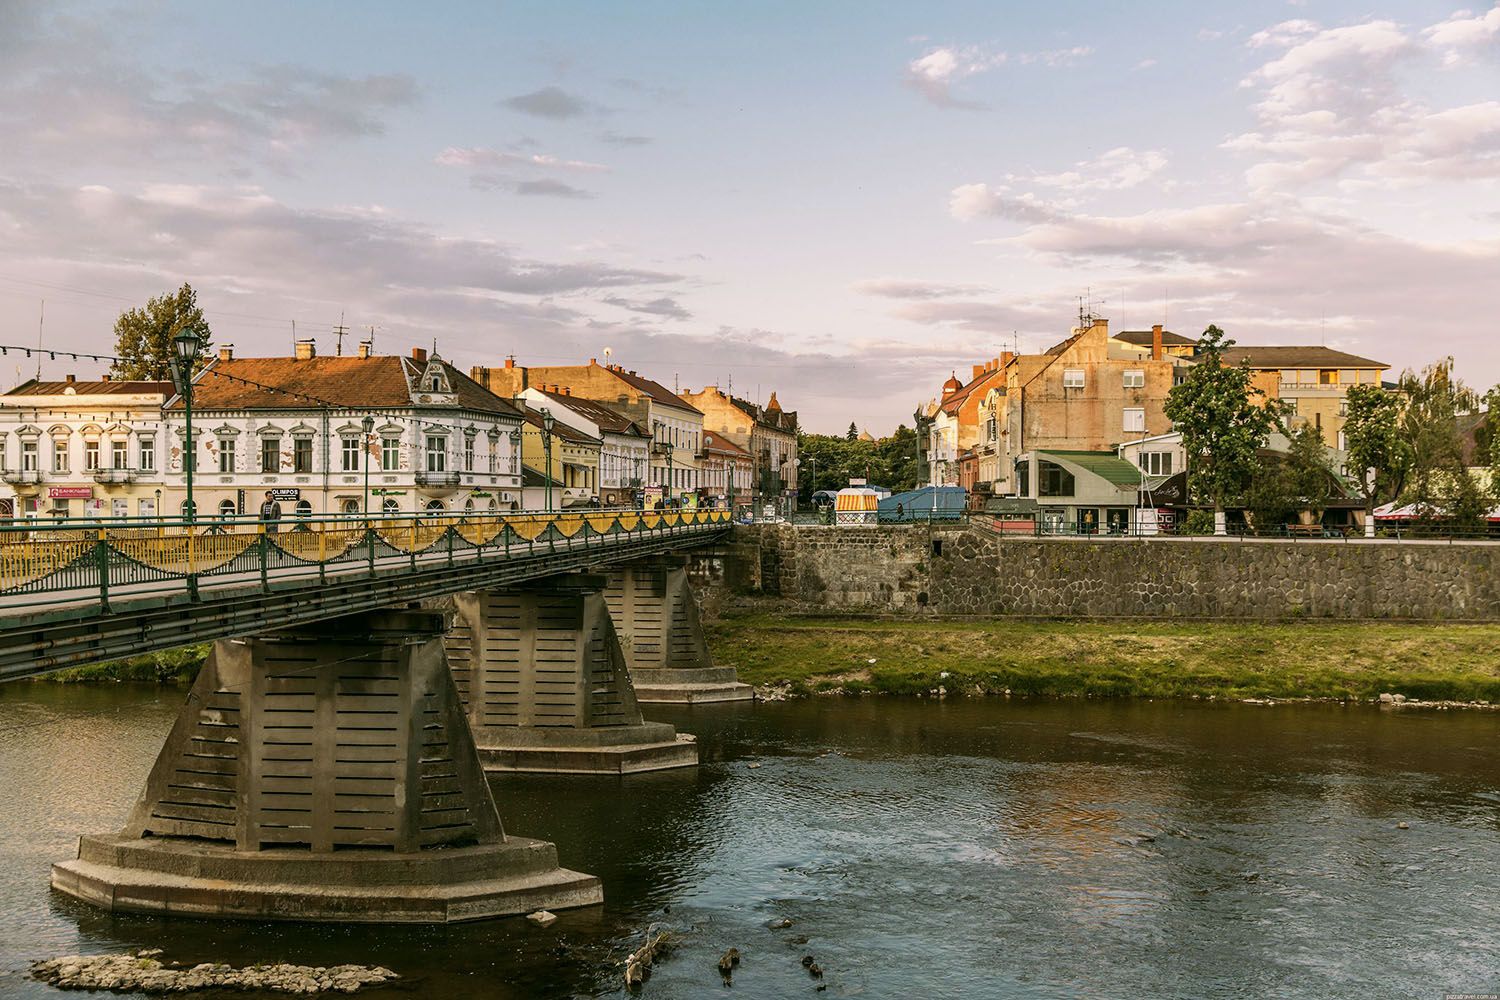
[[846, 421, 858, 441], [1397, 359, 1480, 526], [110, 283, 212, 380], [1481, 386, 1500, 501], [1343, 383, 1412, 536], [1284, 421, 1334, 523], [1164, 325, 1279, 533], [876, 424, 921, 492]]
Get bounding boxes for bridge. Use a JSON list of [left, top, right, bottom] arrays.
[[3, 509, 749, 923]]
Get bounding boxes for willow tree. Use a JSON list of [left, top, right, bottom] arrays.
[[1397, 359, 1481, 527], [1164, 326, 1279, 534]]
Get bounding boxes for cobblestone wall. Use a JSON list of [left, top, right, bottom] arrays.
[[726, 524, 1500, 620]]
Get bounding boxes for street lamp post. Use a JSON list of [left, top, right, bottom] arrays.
[[540, 408, 555, 512], [361, 415, 375, 517], [793, 457, 802, 512], [168, 328, 204, 523], [664, 441, 674, 508]]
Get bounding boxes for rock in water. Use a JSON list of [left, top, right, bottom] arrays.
[[527, 910, 558, 927], [31, 954, 397, 994]]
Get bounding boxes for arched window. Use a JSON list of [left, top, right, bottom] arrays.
[[218, 499, 237, 519], [180, 499, 196, 519], [382, 498, 400, 514], [425, 499, 446, 512], [488, 498, 498, 512], [295, 500, 313, 517], [341, 499, 359, 514]]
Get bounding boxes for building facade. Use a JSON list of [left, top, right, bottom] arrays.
[[517, 387, 650, 507], [1225, 345, 1388, 452], [169, 345, 524, 518], [677, 386, 799, 507], [701, 430, 753, 507], [0, 376, 173, 519], [473, 359, 704, 503], [518, 403, 601, 509]]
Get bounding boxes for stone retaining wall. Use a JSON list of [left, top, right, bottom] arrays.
[[722, 523, 1500, 621]]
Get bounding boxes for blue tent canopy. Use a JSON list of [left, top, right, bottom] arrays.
[[878, 486, 967, 521]]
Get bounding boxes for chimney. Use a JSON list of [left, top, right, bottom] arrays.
[[65, 373, 76, 383], [356, 341, 371, 359], [1001, 351, 1014, 368], [589, 357, 597, 366], [1151, 324, 1164, 361], [411, 346, 427, 363], [563, 387, 571, 396], [972, 364, 984, 380], [101, 374, 111, 382], [218, 345, 234, 362], [628, 370, 636, 376], [294, 339, 316, 360], [504, 357, 515, 369]]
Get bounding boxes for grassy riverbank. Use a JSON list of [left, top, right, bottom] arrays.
[[43, 645, 208, 684], [705, 614, 1500, 703]]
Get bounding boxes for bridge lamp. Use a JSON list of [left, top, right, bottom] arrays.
[[664, 440, 674, 507], [169, 328, 204, 524], [540, 408, 555, 513], [361, 415, 375, 517]]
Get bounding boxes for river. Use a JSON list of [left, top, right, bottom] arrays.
[[1, 686, 1496, 998]]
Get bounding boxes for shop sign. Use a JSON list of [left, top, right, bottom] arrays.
[[267, 488, 301, 501], [47, 486, 93, 498], [372, 489, 407, 496]]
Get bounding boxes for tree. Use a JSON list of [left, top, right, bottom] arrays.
[[846, 421, 858, 441], [875, 424, 921, 493], [1164, 325, 1279, 534], [1397, 359, 1480, 527], [111, 283, 212, 380], [1481, 386, 1500, 501], [1283, 421, 1334, 524], [1343, 383, 1412, 536]]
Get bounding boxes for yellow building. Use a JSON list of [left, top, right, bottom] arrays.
[[519, 404, 600, 509], [1225, 346, 1389, 450]]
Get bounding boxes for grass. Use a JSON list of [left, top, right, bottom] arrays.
[[705, 614, 1500, 703], [43, 644, 208, 685]]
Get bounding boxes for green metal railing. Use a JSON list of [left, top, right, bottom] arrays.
[[0, 508, 731, 612]]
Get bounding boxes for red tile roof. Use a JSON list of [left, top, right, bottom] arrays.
[[6, 379, 173, 397], [530, 389, 649, 436], [607, 367, 701, 414], [703, 431, 751, 456], [523, 405, 601, 445]]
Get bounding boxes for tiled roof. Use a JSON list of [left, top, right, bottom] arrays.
[[939, 367, 1002, 413], [1115, 330, 1196, 347], [703, 431, 751, 456], [169, 356, 522, 416], [6, 379, 173, 397], [1225, 346, 1387, 369], [607, 368, 701, 414], [728, 394, 798, 431], [531, 389, 648, 436], [1039, 449, 1143, 488], [523, 405, 601, 445]]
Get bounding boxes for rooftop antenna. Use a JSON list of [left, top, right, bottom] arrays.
[[333, 311, 348, 356], [674, 372, 679, 393], [35, 299, 44, 380], [291, 319, 297, 354], [367, 325, 379, 351]]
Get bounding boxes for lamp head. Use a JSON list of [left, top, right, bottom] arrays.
[[172, 327, 203, 364], [541, 408, 555, 433], [361, 415, 375, 432]]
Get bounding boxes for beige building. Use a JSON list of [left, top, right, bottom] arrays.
[[474, 359, 704, 503], [677, 386, 798, 505], [0, 376, 173, 519], [1225, 346, 1388, 451]]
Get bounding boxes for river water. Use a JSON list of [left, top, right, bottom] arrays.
[[0, 686, 1496, 999]]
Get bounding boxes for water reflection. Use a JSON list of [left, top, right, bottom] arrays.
[[1, 687, 1496, 999]]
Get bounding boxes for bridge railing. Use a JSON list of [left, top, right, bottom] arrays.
[[0, 508, 731, 611]]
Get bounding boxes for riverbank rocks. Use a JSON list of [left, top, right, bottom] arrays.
[[31, 953, 397, 994]]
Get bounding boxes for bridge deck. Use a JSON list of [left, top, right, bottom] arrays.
[[0, 509, 729, 681]]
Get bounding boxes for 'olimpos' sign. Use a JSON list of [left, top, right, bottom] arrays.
[[371, 489, 408, 496]]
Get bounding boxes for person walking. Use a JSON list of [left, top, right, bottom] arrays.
[[259, 491, 282, 534]]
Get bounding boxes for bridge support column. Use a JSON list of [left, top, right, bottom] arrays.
[[446, 575, 698, 775], [51, 609, 602, 923], [604, 556, 753, 704]]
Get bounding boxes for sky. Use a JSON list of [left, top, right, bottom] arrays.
[[1, 1, 1497, 433]]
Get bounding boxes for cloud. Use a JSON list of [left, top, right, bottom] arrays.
[[500, 85, 597, 119], [852, 278, 989, 300], [1030, 147, 1170, 192], [948, 184, 1066, 223], [1226, 14, 1500, 190], [600, 130, 653, 146], [514, 179, 593, 198], [0, 9, 419, 175], [904, 43, 1094, 107], [601, 295, 691, 320], [1424, 4, 1500, 63]]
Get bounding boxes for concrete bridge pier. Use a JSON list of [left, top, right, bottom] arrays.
[[445, 576, 699, 775], [603, 556, 752, 704], [50, 609, 602, 923]]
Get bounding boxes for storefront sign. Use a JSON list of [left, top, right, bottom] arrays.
[[372, 489, 407, 496], [1140, 471, 1188, 506], [47, 486, 93, 499], [267, 488, 301, 502]]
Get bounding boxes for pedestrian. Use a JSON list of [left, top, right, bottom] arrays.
[[259, 491, 282, 533]]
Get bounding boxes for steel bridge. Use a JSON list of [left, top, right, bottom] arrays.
[[0, 508, 731, 681]]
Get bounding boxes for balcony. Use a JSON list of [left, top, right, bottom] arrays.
[[91, 467, 136, 485], [1, 469, 41, 486], [414, 470, 461, 487]]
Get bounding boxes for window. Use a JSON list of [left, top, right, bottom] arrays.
[[138, 436, 154, 471], [293, 437, 313, 473], [1300, 369, 1316, 384], [262, 437, 281, 473], [1016, 460, 1030, 497], [295, 500, 312, 518], [217, 438, 236, 473], [341, 437, 360, 472], [1123, 370, 1145, 389], [112, 441, 127, 469], [382, 497, 400, 514], [1338, 431, 1348, 451], [1319, 370, 1336, 384], [426, 436, 446, 473], [382, 436, 400, 471], [53, 439, 69, 473], [1139, 451, 1173, 477], [1280, 369, 1298, 385], [1123, 408, 1146, 433], [464, 436, 474, 472], [1338, 369, 1356, 384], [84, 441, 100, 471], [1283, 399, 1298, 415], [1062, 369, 1085, 389], [22, 441, 38, 472], [1039, 460, 1075, 498], [1338, 400, 1349, 417], [218, 499, 237, 518]]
